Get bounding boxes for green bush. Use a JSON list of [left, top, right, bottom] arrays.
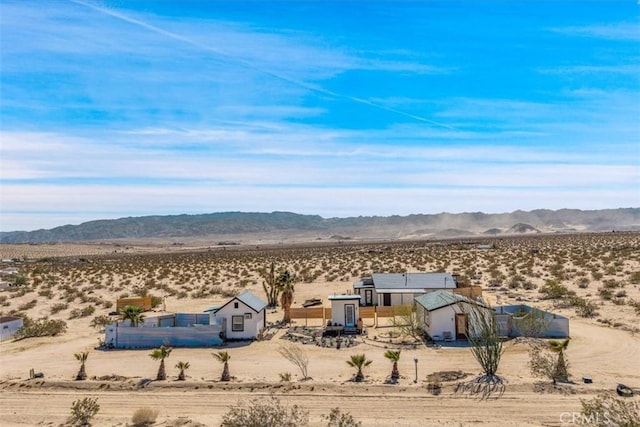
[[14, 316, 67, 340], [221, 396, 309, 427], [68, 397, 100, 426]]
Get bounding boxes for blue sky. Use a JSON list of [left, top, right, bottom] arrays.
[[1, 0, 639, 232]]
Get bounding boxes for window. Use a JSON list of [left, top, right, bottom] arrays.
[[232, 315, 244, 332], [234, 302, 239, 309], [244, 312, 252, 319]]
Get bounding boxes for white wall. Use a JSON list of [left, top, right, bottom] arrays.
[[330, 299, 360, 327], [214, 299, 264, 340]]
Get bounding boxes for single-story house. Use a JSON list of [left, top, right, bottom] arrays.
[[105, 291, 267, 348], [494, 305, 569, 338], [414, 290, 490, 341], [1, 316, 23, 341], [353, 272, 458, 307], [211, 291, 268, 340]]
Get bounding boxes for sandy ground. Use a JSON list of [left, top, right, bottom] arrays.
[[1, 239, 639, 426], [1, 304, 639, 426]]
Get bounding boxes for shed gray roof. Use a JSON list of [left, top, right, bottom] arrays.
[[354, 273, 457, 290], [236, 291, 268, 313], [328, 294, 361, 300], [414, 290, 479, 311]]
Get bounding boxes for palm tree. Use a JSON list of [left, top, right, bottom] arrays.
[[278, 270, 296, 322], [213, 351, 231, 381], [175, 361, 190, 381], [74, 351, 89, 380], [548, 338, 570, 383], [149, 345, 172, 381], [119, 305, 145, 327], [347, 354, 372, 382], [384, 350, 401, 382]]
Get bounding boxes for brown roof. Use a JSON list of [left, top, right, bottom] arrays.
[[0, 316, 22, 323]]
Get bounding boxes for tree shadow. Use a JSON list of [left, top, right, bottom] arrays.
[[454, 374, 506, 400]]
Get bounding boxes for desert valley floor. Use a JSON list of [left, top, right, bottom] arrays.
[[1, 232, 639, 426]]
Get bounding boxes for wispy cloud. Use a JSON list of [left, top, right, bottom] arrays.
[[550, 23, 640, 41]]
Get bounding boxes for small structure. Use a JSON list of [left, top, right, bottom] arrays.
[[325, 295, 361, 336], [354, 272, 458, 307], [494, 305, 569, 338], [0, 316, 23, 341], [212, 291, 267, 340], [414, 290, 490, 341]]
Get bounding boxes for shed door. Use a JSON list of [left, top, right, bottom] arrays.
[[455, 314, 468, 339], [365, 290, 373, 306], [345, 304, 356, 327]]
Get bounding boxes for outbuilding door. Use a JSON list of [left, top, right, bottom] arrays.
[[455, 314, 468, 340], [345, 304, 356, 327]]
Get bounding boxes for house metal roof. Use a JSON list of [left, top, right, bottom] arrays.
[[354, 273, 457, 290], [414, 290, 478, 311], [236, 290, 268, 312]]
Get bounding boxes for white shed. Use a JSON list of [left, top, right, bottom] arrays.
[[0, 316, 23, 341], [414, 290, 491, 341], [328, 295, 361, 328], [213, 291, 268, 340]]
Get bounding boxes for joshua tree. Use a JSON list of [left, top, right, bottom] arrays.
[[214, 351, 231, 381], [74, 351, 88, 380], [548, 338, 570, 383], [175, 361, 190, 381], [119, 305, 145, 327], [384, 350, 401, 382], [346, 354, 372, 382], [278, 270, 296, 322], [149, 345, 172, 381]]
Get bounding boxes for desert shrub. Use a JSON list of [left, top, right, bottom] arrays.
[[68, 397, 100, 426], [323, 407, 361, 427], [279, 372, 292, 382], [50, 302, 68, 314], [38, 289, 53, 298], [278, 343, 310, 380], [151, 295, 163, 308], [14, 316, 67, 340], [628, 299, 640, 315], [598, 288, 613, 300], [580, 392, 639, 426], [69, 305, 95, 319], [90, 315, 113, 331], [572, 297, 599, 318], [18, 299, 37, 311], [539, 280, 573, 300], [131, 407, 159, 427], [220, 396, 309, 427]]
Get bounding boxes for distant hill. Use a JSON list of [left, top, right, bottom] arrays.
[[1, 208, 639, 243]]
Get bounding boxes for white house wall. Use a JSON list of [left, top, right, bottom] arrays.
[[214, 300, 264, 340]]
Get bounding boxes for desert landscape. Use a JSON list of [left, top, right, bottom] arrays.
[[1, 232, 639, 426]]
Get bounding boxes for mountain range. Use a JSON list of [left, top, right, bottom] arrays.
[[1, 208, 638, 244]]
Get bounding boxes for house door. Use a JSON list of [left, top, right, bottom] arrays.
[[345, 304, 356, 327], [365, 290, 373, 306], [455, 314, 468, 340], [382, 293, 391, 307]]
